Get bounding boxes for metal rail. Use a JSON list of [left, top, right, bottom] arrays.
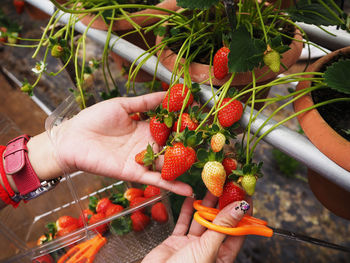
[[25, 0, 350, 191]]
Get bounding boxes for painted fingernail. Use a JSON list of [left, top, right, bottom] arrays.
[[234, 201, 250, 214]]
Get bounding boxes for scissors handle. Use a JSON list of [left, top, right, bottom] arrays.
[[58, 234, 107, 263], [193, 200, 273, 237]]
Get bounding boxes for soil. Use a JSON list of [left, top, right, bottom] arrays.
[[311, 52, 350, 141]]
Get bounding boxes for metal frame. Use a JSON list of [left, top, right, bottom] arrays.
[[25, 0, 350, 191]]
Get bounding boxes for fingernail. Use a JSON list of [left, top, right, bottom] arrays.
[[189, 193, 196, 199], [233, 201, 250, 215]]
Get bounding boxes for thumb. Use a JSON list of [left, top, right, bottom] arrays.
[[199, 201, 250, 258]]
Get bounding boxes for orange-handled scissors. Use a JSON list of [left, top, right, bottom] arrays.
[[58, 234, 107, 263], [193, 200, 350, 252]]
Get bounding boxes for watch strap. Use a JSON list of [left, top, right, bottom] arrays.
[[4, 135, 41, 196]]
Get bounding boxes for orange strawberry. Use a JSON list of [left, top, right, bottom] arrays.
[[124, 188, 144, 201], [162, 84, 194, 112], [210, 132, 226, 152], [201, 161, 226, 197], [218, 180, 246, 209], [144, 185, 161, 198], [161, 142, 196, 181], [218, 98, 243, 127], [213, 47, 230, 80], [222, 157, 238, 175], [172, 113, 199, 132], [151, 202, 168, 223], [135, 150, 147, 165], [150, 116, 171, 146]]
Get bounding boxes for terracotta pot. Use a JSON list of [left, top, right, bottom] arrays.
[[79, 0, 179, 31], [294, 46, 350, 220], [25, 3, 51, 20], [294, 46, 350, 171], [308, 169, 350, 220], [155, 29, 303, 88]]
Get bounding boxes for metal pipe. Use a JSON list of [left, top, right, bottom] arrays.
[[25, 0, 350, 191]]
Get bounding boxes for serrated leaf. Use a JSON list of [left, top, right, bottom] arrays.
[[110, 216, 132, 235], [176, 0, 219, 10], [89, 196, 99, 213], [164, 115, 174, 128], [153, 26, 166, 36], [228, 27, 266, 72], [324, 60, 350, 95], [197, 148, 209, 162], [215, 150, 224, 162], [193, 161, 205, 168]]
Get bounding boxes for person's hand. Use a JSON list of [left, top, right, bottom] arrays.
[[28, 92, 192, 197], [143, 193, 251, 263]]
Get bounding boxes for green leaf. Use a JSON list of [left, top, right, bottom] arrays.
[[228, 27, 266, 72], [324, 60, 350, 94], [46, 222, 57, 237], [89, 196, 99, 213], [176, 0, 219, 10], [153, 26, 166, 37], [197, 148, 208, 162], [164, 115, 174, 128], [110, 216, 132, 235], [110, 193, 129, 207]]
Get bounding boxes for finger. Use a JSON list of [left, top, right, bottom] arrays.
[[138, 170, 193, 197], [155, 155, 164, 171], [188, 191, 217, 236], [199, 201, 250, 256], [118, 92, 166, 114], [172, 197, 195, 236], [216, 235, 245, 262]]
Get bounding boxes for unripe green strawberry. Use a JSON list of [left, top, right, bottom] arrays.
[[263, 49, 280, 73], [241, 174, 257, 196], [202, 161, 226, 197], [21, 83, 33, 93], [51, 44, 64, 58], [210, 132, 226, 152]]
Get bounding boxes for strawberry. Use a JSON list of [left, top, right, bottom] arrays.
[[0, 27, 7, 43], [7, 32, 19, 44], [150, 116, 171, 146], [96, 198, 113, 214], [241, 174, 257, 196], [144, 185, 161, 198], [32, 254, 54, 263], [56, 224, 79, 237], [213, 47, 230, 80], [130, 112, 141, 121], [135, 150, 147, 165], [36, 234, 53, 246], [105, 204, 124, 218], [151, 202, 168, 223], [89, 213, 108, 234], [129, 196, 148, 212], [131, 211, 150, 231], [56, 216, 79, 231], [218, 180, 246, 209], [222, 157, 238, 175], [161, 81, 169, 91], [211, 132, 226, 152], [263, 48, 281, 73], [124, 188, 144, 201], [161, 84, 194, 112], [218, 98, 243, 127], [51, 44, 64, 58], [201, 161, 226, 197], [13, 0, 25, 14], [172, 113, 198, 132], [77, 209, 94, 227], [161, 142, 196, 181]]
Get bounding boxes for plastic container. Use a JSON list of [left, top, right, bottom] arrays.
[[0, 96, 174, 263]]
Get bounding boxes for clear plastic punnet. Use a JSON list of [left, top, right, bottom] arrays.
[[0, 96, 175, 263]]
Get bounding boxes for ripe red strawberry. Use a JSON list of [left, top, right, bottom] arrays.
[[218, 180, 246, 209], [77, 209, 94, 227], [211, 132, 226, 152], [131, 211, 150, 231], [105, 204, 124, 218], [89, 213, 108, 234], [144, 185, 161, 198], [218, 98, 243, 127], [130, 112, 141, 121], [96, 198, 113, 214], [124, 188, 144, 201], [32, 254, 54, 263], [56, 224, 79, 237], [135, 150, 147, 165], [0, 27, 7, 43], [150, 116, 171, 146], [161, 142, 196, 181], [151, 202, 168, 223], [202, 161, 226, 197], [213, 47, 230, 80], [161, 81, 169, 91], [222, 157, 238, 175], [162, 84, 194, 112], [129, 196, 148, 212], [13, 0, 25, 14], [172, 113, 199, 132], [56, 216, 79, 231]]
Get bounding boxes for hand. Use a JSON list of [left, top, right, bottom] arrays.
[[29, 92, 192, 197], [143, 193, 251, 263]]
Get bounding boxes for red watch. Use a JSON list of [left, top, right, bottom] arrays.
[[3, 135, 60, 202]]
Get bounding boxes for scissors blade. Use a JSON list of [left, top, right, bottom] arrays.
[[270, 227, 350, 253]]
